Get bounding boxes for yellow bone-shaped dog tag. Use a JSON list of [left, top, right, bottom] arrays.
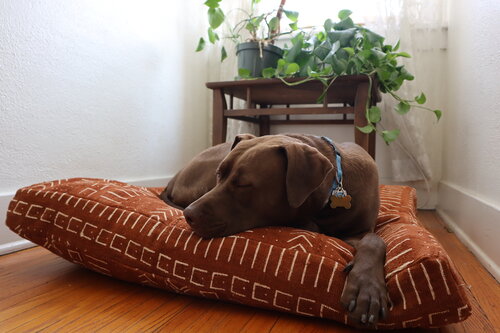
[[330, 194, 352, 209]]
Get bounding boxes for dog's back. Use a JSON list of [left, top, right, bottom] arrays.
[[160, 142, 231, 209]]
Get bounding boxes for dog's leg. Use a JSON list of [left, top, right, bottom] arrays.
[[340, 232, 388, 326]]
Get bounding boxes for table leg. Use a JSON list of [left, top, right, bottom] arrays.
[[258, 104, 270, 136], [259, 115, 270, 136], [212, 89, 227, 145], [353, 82, 375, 159], [369, 128, 376, 158]]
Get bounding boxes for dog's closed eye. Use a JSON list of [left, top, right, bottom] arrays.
[[235, 183, 252, 188], [232, 176, 252, 188]]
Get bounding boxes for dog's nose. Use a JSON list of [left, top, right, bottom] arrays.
[[183, 206, 198, 227]]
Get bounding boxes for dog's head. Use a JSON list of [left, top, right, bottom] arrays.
[[183, 134, 333, 238]]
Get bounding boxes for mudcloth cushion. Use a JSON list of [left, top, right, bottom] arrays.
[[5, 178, 471, 329]]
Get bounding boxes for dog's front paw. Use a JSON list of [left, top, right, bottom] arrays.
[[340, 264, 388, 326]]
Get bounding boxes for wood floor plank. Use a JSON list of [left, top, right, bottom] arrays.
[[270, 313, 349, 333], [119, 294, 195, 332], [0, 247, 68, 301], [2, 272, 136, 331], [0, 211, 497, 332], [0, 262, 97, 312], [209, 305, 258, 332], [239, 310, 280, 333]]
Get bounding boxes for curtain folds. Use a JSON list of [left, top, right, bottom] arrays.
[[363, 0, 448, 183]]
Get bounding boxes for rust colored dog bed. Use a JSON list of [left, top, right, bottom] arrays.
[[5, 178, 471, 329]]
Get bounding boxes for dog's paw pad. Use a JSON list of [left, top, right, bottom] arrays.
[[340, 267, 388, 326]]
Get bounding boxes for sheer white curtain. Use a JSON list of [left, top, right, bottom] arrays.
[[363, 0, 448, 184]]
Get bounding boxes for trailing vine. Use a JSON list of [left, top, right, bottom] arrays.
[[262, 10, 442, 144]]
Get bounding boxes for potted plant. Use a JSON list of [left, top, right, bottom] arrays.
[[196, 0, 300, 77], [197, 2, 442, 144]]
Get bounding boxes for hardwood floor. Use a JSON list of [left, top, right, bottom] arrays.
[[1, 211, 498, 332]]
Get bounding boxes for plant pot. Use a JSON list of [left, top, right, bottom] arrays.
[[236, 42, 283, 78]]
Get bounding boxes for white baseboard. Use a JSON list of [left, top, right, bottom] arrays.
[[0, 175, 173, 256], [0, 240, 37, 256], [121, 175, 171, 188], [437, 181, 500, 282]]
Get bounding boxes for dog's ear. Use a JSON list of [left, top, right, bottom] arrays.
[[280, 143, 333, 208], [231, 133, 256, 150]]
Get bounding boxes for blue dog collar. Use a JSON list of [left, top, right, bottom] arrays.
[[320, 136, 352, 209]]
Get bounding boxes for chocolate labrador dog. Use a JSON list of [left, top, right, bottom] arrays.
[[160, 133, 387, 326]]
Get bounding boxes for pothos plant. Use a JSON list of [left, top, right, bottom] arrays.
[[260, 9, 442, 144], [196, 0, 300, 62]]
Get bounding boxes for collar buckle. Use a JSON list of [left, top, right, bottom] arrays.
[[320, 136, 352, 210]]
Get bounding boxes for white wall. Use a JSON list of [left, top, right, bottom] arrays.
[[0, 1, 211, 252], [439, 0, 500, 280]]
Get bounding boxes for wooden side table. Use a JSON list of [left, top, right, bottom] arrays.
[[206, 75, 381, 158]]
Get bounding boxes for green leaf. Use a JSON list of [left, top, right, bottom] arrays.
[[365, 30, 384, 45], [207, 28, 219, 44], [315, 31, 326, 42], [400, 67, 415, 81], [357, 124, 375, 134], [323, 41, 341, 64], [324, 19, 333, 32], [284, 45, 300, 63], [238, 68, 251, 78], [343, 47, 355, 56], [382, 129, 400, 144], [367, 106, 382, 123], [208, 7, 225, 29], [289, 22, 298, 30], [415, 92, 426, 104], [370, 48, 386, 61], [395, 101, 411, 115], [195, 37, 206, 52], [396, 52, 411, 58], [245, 15, 265, 33], [220, 46, 227, 62], [277, 58, 286, 73], [393, 40, 400, 51], [377, 69, 391, 81], [295, 51, 314, 76], [245, 21, 255, 32], [312, 39, 332, 60], [330, 55, 347, 75], [262, 67, 275, 78], [327, 28, 356, 47], [334, 17, 355, 30], [268, 17, 279, 32], [284, 10, 299, 22], [319, 65, 333, 76], [285, 63, 300, 75], [382, 44, 393, 52], [285, 33, 304, 62], [253, 15, 265, 29], [433, 109, 442, 121], [204, 0, 221, 9], [338, 9, 353, 20]]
